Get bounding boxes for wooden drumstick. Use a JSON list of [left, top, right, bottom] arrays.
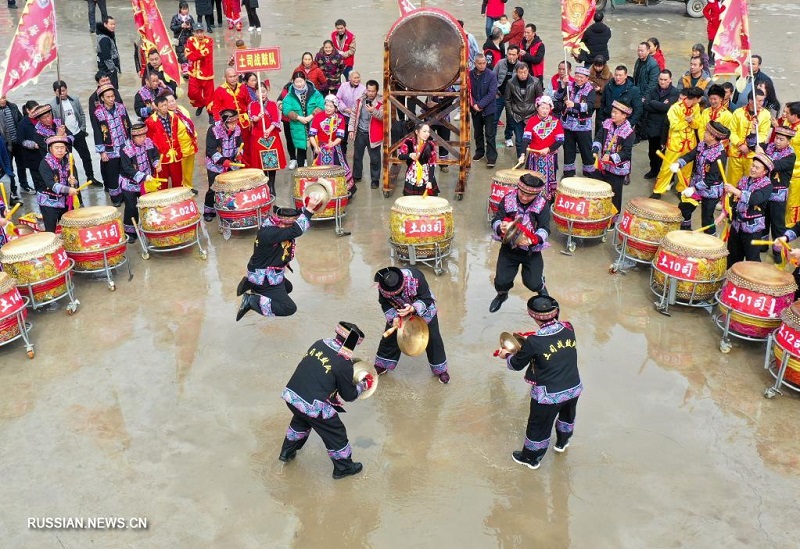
[[382, 325, 398, 338], [230, 162, 246, 168]]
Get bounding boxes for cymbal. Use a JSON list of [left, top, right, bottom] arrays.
[[302, 179, 332, 213], [502, 219, 522, 247], [397, 315, 429, 357], [352, 359, 378, 400], [499, 331, 526, 354]]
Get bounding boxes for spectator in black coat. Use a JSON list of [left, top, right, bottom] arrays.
[[642, 70, 680, 179], [575, 12, 611, 65], [599, 66, 642, 129]]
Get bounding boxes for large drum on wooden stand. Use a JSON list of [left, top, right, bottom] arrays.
[[59, 206, 127, 270], [652, 231, 728, 302], [552, 177, 615, 238], [212, 168, 274, 229], [293, 165, 348, 220], [0, 232, 71, 303], [137, 188, 201, 248], [390, 196, 454, 259], [617, 198, 683, 261]]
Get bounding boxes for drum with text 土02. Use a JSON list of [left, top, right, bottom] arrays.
[[717, 261, 797, 338], [389, 196, 454, 259], [0, 272, 28, 343], [58, 206, 127, 270], [293, 165, 348, 219], [772, 301, 800, 385], [552, 177, 614, 237], [212, 168, 274, 229], [137, 187, 200, 248], [0, 232, 71, 302], [617, 198, 683, 261], [652, 230, 728, 302]]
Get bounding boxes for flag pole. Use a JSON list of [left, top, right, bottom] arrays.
[[748, 52, 758, 148], [51, 0, 65, 122]]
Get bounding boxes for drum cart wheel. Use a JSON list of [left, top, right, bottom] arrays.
[[712, 290, 774, 354], [650, 266, 721, 317], [383, 191, 391, 199], [610, 226, 659, 275], [0, 296, 35, 359], [550, 205, 613, 256], [301, 196, 351, 237], [216, 200, 274, 241], [141, 252, 150, 260], [389, 237, 453, 276], [454, 192, 463, 201], [132, 218, 207, 260], [18, 260, 80, 315], [762, 333, 800, 399], [71, 236, 134, 292]]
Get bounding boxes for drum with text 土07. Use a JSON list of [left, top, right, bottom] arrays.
[[552, 177, 614, 237], [652, 230, 728, 302], [488, 169, 535, 216], [58, 206, 127, 270], [0, 232, 71, 302], [617, 198, 683, 261], [772, 301, 800, 385], [0, 272, 28, 343], [212, 168, 274, 229], [717, 262, 797, 338], [293, 165, 348, 219], [389, 196, 455, 259], [137, 187, 200, 248]]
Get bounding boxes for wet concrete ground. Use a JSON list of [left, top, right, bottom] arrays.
[[1, 1, 800, 547]]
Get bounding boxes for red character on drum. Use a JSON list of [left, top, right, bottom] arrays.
[[308, 95, 356, 198], [246, 80, 286, 198], [119, 123, 160, 241], [397, 123, 439, 197], [490, 173, 550, 313], [723, 153, 773, 267], [204, 109, 243, 222], [37, 136, 80, 232], [591, 99, 635, 217]]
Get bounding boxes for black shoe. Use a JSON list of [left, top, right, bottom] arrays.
[[511, 451, 541, 470], [553, 439, 570, 453], [190, 188, 199, 195], [486, 161, 496, 168], [472, 153, 484, 161], [348, 185, 357, 200], [538, 285, 549, 297], [353, 177, 362, 182], [643, 170, 657, 180], [203, 213, 215, 222], [20, 186, 36, 195], [236, 277, 252, 296], [236, 293, 260, 322], [371, 181, 379, 189], [207, 26, 213, 33], [126, 233, 138, 243], [195, 106, 204, 116], [649, 193, 662, 200], [278, 449, 297, 463], [332, 462, 363, 480], [91, 180, 104, 188], [112, 201, 123, 208], [489, 292, 508, 313]]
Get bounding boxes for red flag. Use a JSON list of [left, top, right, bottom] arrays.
[[712, 0, 751, 78], [398, 0, 417, 16], [132, 0, 181, 85], [0, 0, 58, 98], [562, 0, 596, 53]]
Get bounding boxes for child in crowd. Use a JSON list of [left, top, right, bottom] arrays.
[[493, 14, 511, 35]]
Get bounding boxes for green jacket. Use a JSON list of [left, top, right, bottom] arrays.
[[281, 83, 324, 150]]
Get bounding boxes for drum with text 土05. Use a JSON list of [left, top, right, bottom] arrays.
[[552, 177, 614, 237], [0, 232, 71, 302], [652, 230, 728, 302], [137, 187, 200, 248], [0, 272, 27, 343], [772, 301, 800, 385], [717, 262, 797, 338], [293, 165, 348, 219], [389, 196, 454, 259], [212, 168, 274, 229], [488, 169, 535, 216], [617, 198, 683, 261], [58, 206, 126, 270]]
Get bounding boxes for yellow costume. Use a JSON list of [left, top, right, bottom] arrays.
[[654, 101, 700, 194], [726, 107, 771, 188], [782, 119, 800, 225], [173, 105, 199, 189], [697, 105, 734, 142]]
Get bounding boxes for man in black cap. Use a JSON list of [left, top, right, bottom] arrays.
[[723, 153, 773, 267], [236, 196, 322, 321], [278, 321, 373, 479], [91, 83, 132, 206], [591, 99, 635, 216], [762, 126, 797, 256], [495, 295, 582, 470], [204, 109, 243, 222], [119, 123, 160, 241], [489, 173, 550, 313], [38, 136, 80, 232], [374, 266, 450, 384]]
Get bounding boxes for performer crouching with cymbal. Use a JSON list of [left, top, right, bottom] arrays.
[[279, 321, 374, 479], [496, 296, 582, 470]]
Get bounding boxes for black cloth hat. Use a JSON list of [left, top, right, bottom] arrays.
[[335, 321, 365, 356], [374, 267, 404, 296], [220, 109, 238, 123], [273, 206, 301, 218], [527, 295, 560, 321], [518, 173, 545, 195]]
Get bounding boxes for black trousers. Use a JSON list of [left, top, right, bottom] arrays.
[[472, 110, 497, 163], [10, 144, 28, 189], [198, 13, 214, 30], [352, 130, 381, 185], [88, 0, 108, 32], [592, 171, 625, 215], [244, 4, 261, 27], [282, 121, 296, 161], [99, 157, 121, 203], [296, 147, 308, 168], [727, 227, 761, 268], [375, 315, 448, 374], [214, 0, 223, 23], [494, 246, 545, 294], [339, 116, 349, 158], [251, 279, 298, 317], [280, 403, 357, 473], [72, 131, 96, 181], [40, 205, 67, 233], [263, 170, 276, 197], [647, 136, 662, 174], [678, 198, 718, 234], [434, 125, 450, 159], [204, 169, 218, 216], [122, 190, 140, 236], [562, 130, 593, 176], [522, 396, 579, 461], [764, 200, 787, 242]]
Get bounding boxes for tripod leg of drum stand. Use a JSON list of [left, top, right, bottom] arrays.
[[132, 218, 150, 260], [719, 311, 732, 353], [195, 220, 208, 259], [433, 242, 443, 276], [102, 248, 116, 291], [408, 243, 417, 266], [335, 197, 351, 237], [64, 269, 79, 315], [766, 349, 789, 398], [654, 275, 672, 316]]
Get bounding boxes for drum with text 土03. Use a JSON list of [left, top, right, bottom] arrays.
[[488, 169, 535, 216], [552, 177, 614, 237], [772, 301, 800, 385], [652, 230, 728, 302], [389, 196, 454, 259], [717, 262, 797, 338], [212, 168, 274, 229], [0, 232, 71, 302], [58, 206, 127, 270], [0, 272, 27, 343], [137, 187, 200, 248], [293, 165, 348, 219], [617, 198, 683, 261]]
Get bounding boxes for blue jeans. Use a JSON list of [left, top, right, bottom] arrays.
[[511, 119, 526, 157], [494, 96, 514, 140], [485, 17, 498, 39]]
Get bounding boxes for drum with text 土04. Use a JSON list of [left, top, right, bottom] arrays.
[[488, 169, 535, 216], [552, 177, 614, 237], [58, 206, 126, 270], [717, 262, 797, 338], [0, 272, 27, 343], [652, 230, 728, 302], [389, 196, 454, 259], [212, 168, 274, 229], [293, 165, 348, 219], [0, 232, 71, 302], [137, 187, 200, 248], [617, 198, 683, 261], [772, 301, 800, 385]]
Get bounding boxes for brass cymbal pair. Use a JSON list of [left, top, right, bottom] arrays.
[[382, 315, 430, 357]]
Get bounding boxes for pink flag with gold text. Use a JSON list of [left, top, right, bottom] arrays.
[[398, 0, 417, 16], [712, 0, 751, 78], [132, 0, 181, 84], [0, 0, 58, 98], [562, 0, 596, 53]]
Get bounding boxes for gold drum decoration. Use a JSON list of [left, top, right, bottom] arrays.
[[137, 187, 200, 247], [617, 198, 683, 261], [212, 168, 274, 229], [652, 230, 728, 302], [772, 301, 800, 386], [293, 165, 348, 219], [0, 232, 71, 302], [389, 195, 455, 259], [0, 272, 27, 342], [488, 169, 536, 215], [552, 177, 614, 237], [58, 206, 126, 270]]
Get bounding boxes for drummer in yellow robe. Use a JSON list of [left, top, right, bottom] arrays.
[[726, 89, 771, 189], [651, 87, 704, 198], [779, 102, 800, 226], [166, 93, 199, 194], [697, 85, 734, 142]]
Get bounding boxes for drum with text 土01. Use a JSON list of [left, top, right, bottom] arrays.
[[617, 198, 683, 261], [0, 232, 71, 302], [552, 177, 614, 237], [488, 169, 535, 216], [293, 165, 348, 219], [717, 262, 797, 338], [652, 230, 728, 302], [212, 168, 274, 229], [0, 272, 28, 343], [772, 301, 800, 385], [58, 206, 127, 270], [137, 187, 201, 248], [389, 196, 454, 259]]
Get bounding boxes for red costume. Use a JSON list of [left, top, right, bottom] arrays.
[[331, 29, 356, 70], [246, 100, 286, 171], [223, 0, 242, 30], [185, 35, 214, 109], [293, 63, 328, 93], [211, 82, 246, 123], [146, 111, 184, 190]]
